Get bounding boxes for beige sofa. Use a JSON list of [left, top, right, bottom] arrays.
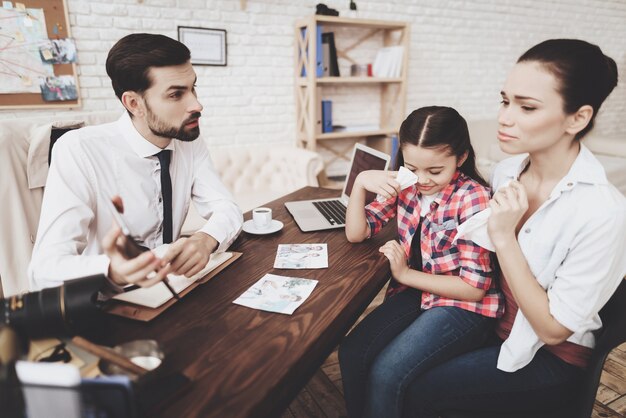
[[0, 112, 323, 297], [468, 119, 626, 195]]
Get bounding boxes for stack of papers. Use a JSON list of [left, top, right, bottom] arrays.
[[372, 46, 404, 78]]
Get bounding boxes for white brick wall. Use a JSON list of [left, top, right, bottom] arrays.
[[0, 0, 624, 154]]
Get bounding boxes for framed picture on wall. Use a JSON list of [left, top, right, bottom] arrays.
[[177, 26, 227, 66]]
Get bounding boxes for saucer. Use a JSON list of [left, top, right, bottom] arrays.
[[242, 219, 283, 235]]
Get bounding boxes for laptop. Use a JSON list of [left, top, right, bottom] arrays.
[[285, 143, 391, 232]]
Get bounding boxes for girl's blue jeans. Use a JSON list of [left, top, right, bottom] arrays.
[[338, 288, 494, 418]]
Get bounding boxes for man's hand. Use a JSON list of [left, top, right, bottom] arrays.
[[102, 226, 171, 287], [161, 232, 218, 278], [379, 240, 410, 284]]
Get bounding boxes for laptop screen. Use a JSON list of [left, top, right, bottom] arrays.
[[344, 146, 390, 203]]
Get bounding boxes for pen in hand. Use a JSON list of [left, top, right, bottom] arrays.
[[162, 276, 180, 300], [122, 270, 180, 301], [106, 197, 180, 301], [144, 261, 179, 300]]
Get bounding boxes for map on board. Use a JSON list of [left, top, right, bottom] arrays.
[[0, 6, 54, 94]]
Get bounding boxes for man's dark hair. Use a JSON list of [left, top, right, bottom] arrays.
[[105, 33, 191, 100]]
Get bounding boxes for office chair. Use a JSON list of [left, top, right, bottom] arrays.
[[440, 279, 626, 418]]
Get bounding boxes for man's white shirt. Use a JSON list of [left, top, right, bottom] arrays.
[[29, 112, 243, 290]]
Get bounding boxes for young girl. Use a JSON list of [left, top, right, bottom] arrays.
[[339, 106, 504, 418], [404, 40, 626, 417]]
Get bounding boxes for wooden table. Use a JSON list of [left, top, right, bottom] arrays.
[[97, 187, 395, 418]]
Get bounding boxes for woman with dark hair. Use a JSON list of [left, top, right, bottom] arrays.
[[403, 39, 626, 417], [339, 106, 504, 418]]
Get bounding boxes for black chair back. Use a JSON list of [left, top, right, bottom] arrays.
[[48, 126, 79, 166], [578, 278, 626, 417]]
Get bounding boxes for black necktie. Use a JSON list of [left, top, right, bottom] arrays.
[[156, 150, 173, 244]]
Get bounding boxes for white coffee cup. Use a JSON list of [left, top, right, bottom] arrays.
[[252, 207, 272, 230]]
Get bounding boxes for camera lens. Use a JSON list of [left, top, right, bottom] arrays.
[[0, 275, 105, 339]]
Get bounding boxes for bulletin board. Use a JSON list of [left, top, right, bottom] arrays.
[[0, 0, 80, 109]]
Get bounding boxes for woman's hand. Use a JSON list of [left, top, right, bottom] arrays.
[[355, 170, 400, 201], [488, 181, 529, 248], [379, 240, 410, 284]]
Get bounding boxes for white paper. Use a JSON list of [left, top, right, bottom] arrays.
[[233, 274, 318, 315], [274, 243, 328, 269], [376, 166, 419, 203], [16, 361, 81, 387], [372, 46, 404, 78], [453, 208, 494, 251], [113, 248, 233, 308]]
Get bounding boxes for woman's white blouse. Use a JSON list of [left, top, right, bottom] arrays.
[[491, 145, 626, 372]]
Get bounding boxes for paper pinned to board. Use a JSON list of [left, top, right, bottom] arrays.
[[376, 166, 418, 202], [113, 249, 234, 308]]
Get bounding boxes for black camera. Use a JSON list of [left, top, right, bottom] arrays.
[[0, 274, 106, 339]]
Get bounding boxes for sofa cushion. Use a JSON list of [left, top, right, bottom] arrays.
[[181, 144, 324, 235], [585, 135, 626, 159]]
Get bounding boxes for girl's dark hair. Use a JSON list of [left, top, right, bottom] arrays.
[[397, 106, 488, 187], [105, 33, 191, 101], [517, 39, 618, 140]]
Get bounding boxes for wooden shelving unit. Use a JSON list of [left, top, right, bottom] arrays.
[[294, 15, 409, 174]]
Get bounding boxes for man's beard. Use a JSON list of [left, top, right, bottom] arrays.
[[145, 103, 201, 142]]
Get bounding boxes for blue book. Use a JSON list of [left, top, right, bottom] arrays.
[[300, 24, 323, 77], [322, 100, 332, 133], [390, 135, 399, 169]]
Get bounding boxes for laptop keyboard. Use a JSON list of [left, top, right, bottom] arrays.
[[313, 200, 347, 225]]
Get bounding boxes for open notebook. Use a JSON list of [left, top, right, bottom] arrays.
[[113, 246, 233, 309]]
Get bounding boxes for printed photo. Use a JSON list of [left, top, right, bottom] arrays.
[[39, 38, 77, 64], [233, 274, 318, 315], [274, 243, 328, 269], [39, 75, 77, 102]]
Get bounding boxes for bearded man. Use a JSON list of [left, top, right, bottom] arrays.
[[29, 33, 242, 291]]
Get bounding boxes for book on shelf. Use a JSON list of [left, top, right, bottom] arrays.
[[315, 87, 323, 134], [331, 124, 380, 133], [372, 46, 404, 78], [300, 24, 323, 77], [322, 39, 331, 77], [390, 135, 399, 169], [321, 32, 340, 77], [322, 100, 333, 133]]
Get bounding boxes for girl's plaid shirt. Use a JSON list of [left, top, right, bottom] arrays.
[[365, 171, 504, 318]]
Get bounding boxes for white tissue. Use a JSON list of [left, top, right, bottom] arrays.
[[453, 207, 495, 251], [376, 166, 419, 203]]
